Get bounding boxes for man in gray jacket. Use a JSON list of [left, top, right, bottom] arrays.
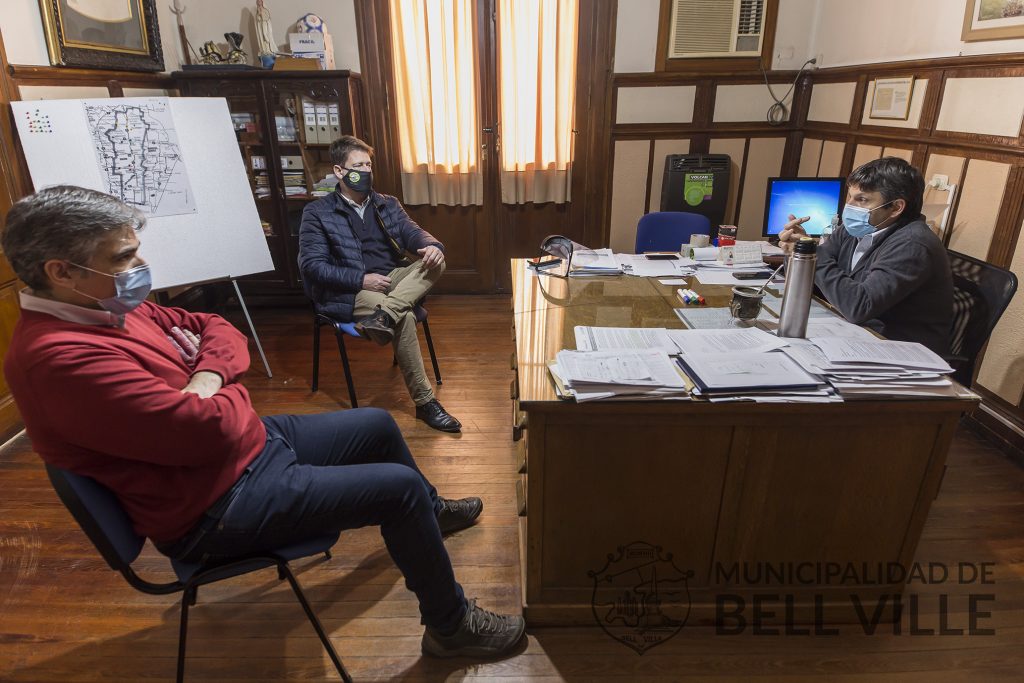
[[779, 157, 952, 355]]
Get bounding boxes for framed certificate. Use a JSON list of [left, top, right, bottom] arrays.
[[869, 77, 915, 120]]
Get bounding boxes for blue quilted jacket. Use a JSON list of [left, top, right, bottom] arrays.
[[298, 190, 443, 322]]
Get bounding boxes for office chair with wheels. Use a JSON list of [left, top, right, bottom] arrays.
[[634, 211, 712, 253], [312, 304, 442, 408], [947, 249, 1018, 386], [45, 464, 352, 683]]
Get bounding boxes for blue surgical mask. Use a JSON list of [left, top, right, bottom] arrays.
[[71, 262, 152, 314], [841, 200, 896, 238]]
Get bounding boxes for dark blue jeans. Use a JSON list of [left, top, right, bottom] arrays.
[[175, 408, 467, 633]]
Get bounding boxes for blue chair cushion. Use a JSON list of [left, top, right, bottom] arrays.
[[170, 532, 340, 584]]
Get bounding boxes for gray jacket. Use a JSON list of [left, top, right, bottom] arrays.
[[815, 216, 952, 356]]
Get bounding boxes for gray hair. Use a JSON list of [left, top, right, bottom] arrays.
[[1, 185, 145, 291]]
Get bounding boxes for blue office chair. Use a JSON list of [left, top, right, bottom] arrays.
[[634, 211, 711, 253], [312, 304, 442, 408], [45, 464, 352, 683]]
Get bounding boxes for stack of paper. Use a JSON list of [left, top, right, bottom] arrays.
[[782, 337, 962, 398], [569, 248, 623, 276], [676, 351, 835, 402], [549, 349, 691, 401]]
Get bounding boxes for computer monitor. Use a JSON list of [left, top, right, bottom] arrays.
[[763, 177, 845, 238]]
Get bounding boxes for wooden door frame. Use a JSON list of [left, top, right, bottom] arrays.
[[354, 0, 617, 292]]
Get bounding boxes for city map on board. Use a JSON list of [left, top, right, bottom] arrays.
[[85, 101, 196, 217]]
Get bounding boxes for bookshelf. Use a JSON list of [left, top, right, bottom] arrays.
[[174, 69, 366, 298]]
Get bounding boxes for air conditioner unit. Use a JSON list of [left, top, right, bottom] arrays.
[[668, 0, 765, 59]]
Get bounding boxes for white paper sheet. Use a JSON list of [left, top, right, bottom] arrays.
[[667, 328, 789, 356], [675, 306, 776, 330], [810, 337, 953, 372], [574, 326, 676, 353]]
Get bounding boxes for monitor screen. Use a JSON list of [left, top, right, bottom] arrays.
[[763, 177, 845, 237]]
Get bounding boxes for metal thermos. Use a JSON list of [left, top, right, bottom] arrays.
[[778, 237, 817, 338]]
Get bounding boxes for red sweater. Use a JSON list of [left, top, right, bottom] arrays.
[[4, 301, 266, 543]]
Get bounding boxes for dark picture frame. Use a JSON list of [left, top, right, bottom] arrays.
[[39, 0, 164, 72]]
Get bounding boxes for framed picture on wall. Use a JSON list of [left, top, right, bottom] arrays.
[[962, 0, 1024, 41], [869, 77, 915, 120], [39, 0, 164, 72]]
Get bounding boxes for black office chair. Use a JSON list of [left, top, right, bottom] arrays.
[[312, 304, 442, 408], [45, 464, 352, 683], [947, 249, 1018, 386]]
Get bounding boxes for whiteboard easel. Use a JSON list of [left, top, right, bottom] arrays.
[[13, 97, 275, 376]]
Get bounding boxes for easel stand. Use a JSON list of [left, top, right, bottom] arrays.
[[231, 279, 272, 378]]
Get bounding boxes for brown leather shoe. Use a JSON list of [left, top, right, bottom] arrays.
[[355, 306, 395, 346]]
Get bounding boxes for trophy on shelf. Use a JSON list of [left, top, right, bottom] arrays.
[[225, 33, 248, 64]]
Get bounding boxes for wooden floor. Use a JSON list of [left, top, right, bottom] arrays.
[[2, 295, 1024, 682]]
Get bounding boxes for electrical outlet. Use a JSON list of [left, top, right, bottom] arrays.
[[814, 53, 824, 67], [930, 174, 950, 190]]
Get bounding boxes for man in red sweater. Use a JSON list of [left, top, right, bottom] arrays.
[[2, 186, 524, 659]]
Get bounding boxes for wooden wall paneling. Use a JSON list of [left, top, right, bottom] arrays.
[[988, 165, 1024, 268], [797, 138, 823, 176], [932, 67, 1024, 146], [818, 140, 845, 176], [922, 152, 968, 242], [946, 158, 1011, 260], [881, 146, 914, 162], [736, 137, 785, 240], [708, 137, 746, 224], [608, 139, 652, 252]]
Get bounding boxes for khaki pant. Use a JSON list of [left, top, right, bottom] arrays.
[[354, 260, 444, 406]]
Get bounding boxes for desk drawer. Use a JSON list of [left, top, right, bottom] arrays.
[[516, 439, 527, 474], [512, 398, 526, 441]]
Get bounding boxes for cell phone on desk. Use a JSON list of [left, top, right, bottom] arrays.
[[528, 256, 562, 270], [733, 270, 774, 280], [643, 253, 679, 260]]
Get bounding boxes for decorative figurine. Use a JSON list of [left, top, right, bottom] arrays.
[[254, 0, 277, 68], [198, 41, 224, 65], [224, 32, 248, 64]]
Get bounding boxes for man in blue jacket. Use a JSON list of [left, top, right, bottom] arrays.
[[299, 136, 461, 432]]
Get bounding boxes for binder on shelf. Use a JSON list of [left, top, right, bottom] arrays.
[[300, 96, 318, 144], [327, 103, 341, 139], [315, 103, 330, 144]]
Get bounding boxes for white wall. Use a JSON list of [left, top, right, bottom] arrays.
[[0, 0, 360, 73], [809, 0, 1024, 68]]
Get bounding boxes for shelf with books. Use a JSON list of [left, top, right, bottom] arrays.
[[175, 69, 365, 295]]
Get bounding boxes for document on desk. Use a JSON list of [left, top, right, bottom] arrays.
[[693, 269, 778, 286], [667, 327, 789, 356], [675, 306, 775, 330], [574, 326, 676, 353], [555, 349, 688, 388], [761, 291, 836, 318], [569, 248, 623, 276], [811, 337, 954, 372], [678, 351, 824, 393], [617, 253, 696, 278], [801, 319, 877, 340]]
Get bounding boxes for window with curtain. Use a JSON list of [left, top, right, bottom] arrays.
[[389, 0, 482, 206], [498, 0, 578, 204]]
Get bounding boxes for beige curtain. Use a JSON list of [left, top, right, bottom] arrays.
[[389, 0, 483, 206], [498, 0, 578, 205]]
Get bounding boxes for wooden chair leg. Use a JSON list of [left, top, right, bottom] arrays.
[[333, 330, 358, 408], [312, 318, 322, 393], [421, 319, 442, 385]]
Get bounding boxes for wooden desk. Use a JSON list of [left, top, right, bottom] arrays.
[[509, 259, 978, 627]]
